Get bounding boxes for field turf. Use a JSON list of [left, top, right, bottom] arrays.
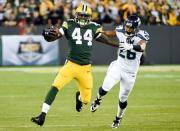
[[0, 65, 180, 131]]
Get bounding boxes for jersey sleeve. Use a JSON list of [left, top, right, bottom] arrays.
[[115, 25, 125, 44], [137, 30, 150, 43], [94, 23, 103, 39], [115, 25, 124, 33], [59, 21, 68, 37]]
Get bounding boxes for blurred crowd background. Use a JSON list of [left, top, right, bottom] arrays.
[[0, 0, 180, 34]]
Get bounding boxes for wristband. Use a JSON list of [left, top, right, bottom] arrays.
[[133, 45, 142, 52]]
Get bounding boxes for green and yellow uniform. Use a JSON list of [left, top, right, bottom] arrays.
[[52, 19, 102, 103], [31, 4, 112, 126]]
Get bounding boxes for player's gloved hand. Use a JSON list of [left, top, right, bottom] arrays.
[[42, 26, 60, 41], [119, 43, 133, 51]]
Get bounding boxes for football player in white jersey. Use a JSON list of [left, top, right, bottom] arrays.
[[90, 15, 150, 128]]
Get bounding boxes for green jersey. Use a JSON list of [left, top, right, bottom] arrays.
[[60, 19, 102, 65]]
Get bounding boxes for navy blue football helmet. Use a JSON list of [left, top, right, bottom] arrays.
[[124, 15, 141, 37]]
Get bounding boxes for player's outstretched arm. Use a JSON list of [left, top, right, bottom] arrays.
[[42, 26, 62, 42], [119, 40, 147, 52], [102, 30, 116, 37], [95, 33, 119, 47], [136, 40, 147, 52]]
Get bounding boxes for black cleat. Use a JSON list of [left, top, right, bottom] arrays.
[[90, 98, 102, 112], [111, 116, 122, 128], [31, 112, 46, 126], [76, 91, 83, 112]]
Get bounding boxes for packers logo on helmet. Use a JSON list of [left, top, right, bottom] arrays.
[[75, 4, 92, 26]]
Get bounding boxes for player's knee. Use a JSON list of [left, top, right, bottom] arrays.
[[120, 95, 128, 103], [99, 87, 108, 96], [120, 89, 131, 102], [102, 75, 118, 91], [81, 98, 90, 104], [81, 95, 91, 104], [119, 100, 128, 109]]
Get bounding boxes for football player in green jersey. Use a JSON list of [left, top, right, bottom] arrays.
[[31, 3, 119, 126]]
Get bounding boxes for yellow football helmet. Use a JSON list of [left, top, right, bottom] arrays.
[[75, 4, 92, 26]]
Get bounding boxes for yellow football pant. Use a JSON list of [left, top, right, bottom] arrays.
[[52, 61, 93, 104]]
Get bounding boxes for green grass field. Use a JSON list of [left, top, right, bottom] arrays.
[[0, 65, 180, 131]]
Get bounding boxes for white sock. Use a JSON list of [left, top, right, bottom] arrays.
[[97, 93, 102, 100], [78, 95, 81, 101], [117, 105, 126, 118], [41, 103, 50, 114]]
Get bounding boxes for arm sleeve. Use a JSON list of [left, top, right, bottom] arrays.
[[136, 30, 150, 44], [94, 24, 103, 39], [59, 21, 68, 37], [115, 25, 125, 43]]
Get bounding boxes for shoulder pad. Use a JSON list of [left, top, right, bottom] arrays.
[[62, 21, 68, 29], [89, 22, 101, 27], [137, 30, 150, 41], [62, 19, 75, 29], [96, 27, 103, 34], [67, 19, 74, 22], [116, 25, 124, 33]]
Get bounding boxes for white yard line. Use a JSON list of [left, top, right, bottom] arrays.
[[0, 95, 41, 98], [0, 114, 113, 119], [0, 124, 87, 128], [0, 69, 179, 78], [0, 67, 59, 73], [0, 65, 180, 72], [137, 74, 180, 78]]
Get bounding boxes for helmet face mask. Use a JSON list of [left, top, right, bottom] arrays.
[[124, 15, 141, 37], [125, 25, 135, 36], [75, 4, 92, 26], [75, 13, 91, 26]]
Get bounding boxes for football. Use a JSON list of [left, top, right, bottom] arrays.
[[42, 26, 60, 42]]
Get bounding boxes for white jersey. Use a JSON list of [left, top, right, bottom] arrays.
[[115, 25, 150, 74]]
